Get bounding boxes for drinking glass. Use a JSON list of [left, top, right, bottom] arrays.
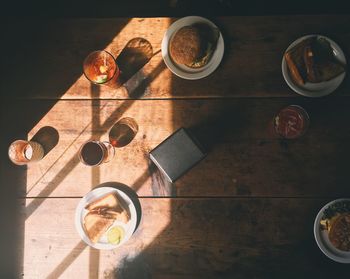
[[78, 141, 115, 166], [8, 140, 44, 165], [109, 117, 139, 147], [83, 50, 120, 86], [274, 105, 310, 139]]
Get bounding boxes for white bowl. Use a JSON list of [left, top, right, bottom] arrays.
[[161, 16, 225, 80], [314, 198, 350, 263], [282, 35, 346, 97], [75, 186, 138, 250]]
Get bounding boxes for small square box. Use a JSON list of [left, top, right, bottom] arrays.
[[149, 128, 206, 182]]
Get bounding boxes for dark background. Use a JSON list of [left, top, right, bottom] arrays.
[[1, 0, 349, 17]]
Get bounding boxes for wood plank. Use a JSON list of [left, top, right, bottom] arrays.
[[2, 16, 350, 99], [20, 197, 349, 278], [2, 98, 350, 198]]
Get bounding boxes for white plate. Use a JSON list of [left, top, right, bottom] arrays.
[[161, 16, 224, 80], [75, 187, 137, 250], [314, 198, 350, 263], [282, 35, 346, 97]]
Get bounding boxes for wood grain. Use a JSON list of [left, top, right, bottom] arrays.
[[2, 98, 350, 198], [2, 16, 350, 99], [3, 15, 350, 279], [20, 197, 349, 279]]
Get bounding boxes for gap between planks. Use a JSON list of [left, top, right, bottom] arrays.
[[21, 196, 338, 199]]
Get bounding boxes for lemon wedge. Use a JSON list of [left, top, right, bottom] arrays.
[[107, 226, 125, 245], [96, 74, 108, 84]]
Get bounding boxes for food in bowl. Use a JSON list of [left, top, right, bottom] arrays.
[[284, 36, 345, 86], [169, 24, 219, 68], [320, 200, 350, 252]]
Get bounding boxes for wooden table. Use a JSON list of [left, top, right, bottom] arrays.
[[1, 16, 350, 278]]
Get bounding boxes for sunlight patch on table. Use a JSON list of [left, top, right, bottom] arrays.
[[23, 197, 171, 278], [24, 17, 174, 278]]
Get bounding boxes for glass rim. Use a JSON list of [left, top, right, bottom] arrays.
[[8, 140, 30, 165], [82, 50, 119, 85], [78, 140, 107, 166], [274, 105, 310, 139]]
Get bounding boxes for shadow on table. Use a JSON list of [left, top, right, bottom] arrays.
[[18, 48, 166, 278], [102, 198, 350, 279], [1, 19, 130, 101], [8, 16, 350, 279], [187, 103, 250, 152], [30, 126, 59, 158], [124, 58, 165, 98], [100, 97, 350, 278], [24, 52, 164, 218], [0, 19, 131, 277], [113, 37, 164, 98], [116, 38, 154, 85]]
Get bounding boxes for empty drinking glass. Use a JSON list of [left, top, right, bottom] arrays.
[[109, 117, 139, 148], [8, 140, 44, 165]]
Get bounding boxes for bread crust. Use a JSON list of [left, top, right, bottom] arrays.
[[303, 45, 317, 82], [329, 213, 350, 251], [169, 26, 202, 65], [83, 193, 130, 243], [285, 51, 305, 85], [285, 37, 345, 86]]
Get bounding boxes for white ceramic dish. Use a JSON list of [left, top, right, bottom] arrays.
[[161, 16, 224, 80], [282, 35, 346, 97], [75, 186, 137, 250], [314, 198, 350, 263]]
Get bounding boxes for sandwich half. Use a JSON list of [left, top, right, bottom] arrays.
[[83, 192, 130, 243], [84, 212, 116, 243]]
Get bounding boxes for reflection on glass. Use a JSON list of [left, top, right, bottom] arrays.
[[8, 140, 44, 165], [79, 141, 115, 166], [274, 105, 310, 139], [83, 50, 119, 86], [109, 117, 139, 148]]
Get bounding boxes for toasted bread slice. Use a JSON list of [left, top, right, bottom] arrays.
[[105, 210, 130, 224], [328, 213, 350, 251], [303, 45, 317, 82], [285, 51, 305, 86], [83, 212, 115, 243], [89, 208, 130, 224], [305, 38, 345, 83], [285, 38, 313, 85], [311, 62, 345, 83], [170, 26, 202, 65], [85, 193, 122, 212], [84, 192, 131, 243], [286, 37, 345, 85]]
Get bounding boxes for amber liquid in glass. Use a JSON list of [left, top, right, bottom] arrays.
[[83, 51, 118, 85], [109, 118, 138, 147]]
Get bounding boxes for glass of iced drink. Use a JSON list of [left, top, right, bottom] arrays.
[[83, 50, 119, 86], [274, 105, 310, 139], [8, 140, 44, 165], [78, 141, 115, 166]]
